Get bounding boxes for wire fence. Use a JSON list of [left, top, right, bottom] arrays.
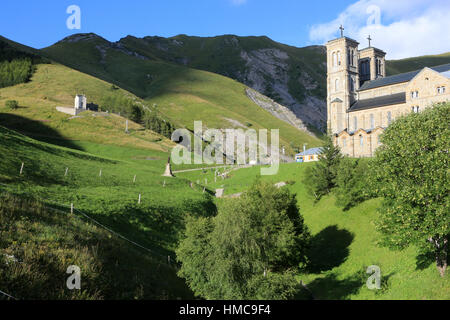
[[0, 289, 17, 300]]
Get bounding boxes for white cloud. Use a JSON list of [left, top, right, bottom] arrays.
[[309, 0, 450, 59], [230, 0, 247, 6]]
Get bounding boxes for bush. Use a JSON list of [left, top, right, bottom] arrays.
[[335, 158, 372, 210], [176, 180, 310, 299], [5, 100, 18, 109], [303, 135, 342, 200]]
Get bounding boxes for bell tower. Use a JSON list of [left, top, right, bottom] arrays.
[[326, 26, 360, 135], [358, 35, 386, 86]]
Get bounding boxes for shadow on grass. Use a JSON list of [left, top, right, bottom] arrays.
[[306, 225, 354, 273], [305, 270, 395, 300], [0, 193, 196, 300], [0, 113, 82, 151]]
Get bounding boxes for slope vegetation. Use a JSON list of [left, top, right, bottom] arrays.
[[0, 125, 215, 299], [176, 163, 450, 300], [40, 34, 321, 154]]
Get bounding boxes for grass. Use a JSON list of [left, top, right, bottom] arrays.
[[0, 63, 173, 153], [177, 162, 450, 300], [0, 125, 216, 299], [386, 52, 450, 75], [40, 35, 321, 155]]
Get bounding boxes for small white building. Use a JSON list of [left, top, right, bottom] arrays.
[[56, 95, 88, 116], [295, 147, 323, 163], [74, 94, 87, 111]]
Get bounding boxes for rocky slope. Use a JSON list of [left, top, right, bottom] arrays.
[[115, 35, 328, 131]]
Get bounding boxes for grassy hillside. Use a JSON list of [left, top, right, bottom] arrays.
[[0, 63, 173, 152], [176, 163, 450, 300], [119, 34, 327, 103], [0, 125, 217, 299], [40, 34, 321, 154], [386, 52, 450, 75]]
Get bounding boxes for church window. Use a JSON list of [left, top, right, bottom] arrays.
[[387, 111, 392, 125], [350, 76, 355, 91], [332, 52, 337, 67], [370, 114, 375, 129], [337, 51, 341, 66], [360, 135, 364, 147], [335, 78, 340, 92], [443, 87, 446, 93], [353, 116, 358, 131], [342, 138, 347, 147]]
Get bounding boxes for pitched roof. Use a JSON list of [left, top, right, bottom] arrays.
[[296, 147, 323, 156], [349, 92, 406, 112], [359, 63, 450, 91]]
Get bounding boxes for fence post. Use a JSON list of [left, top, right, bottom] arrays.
[[133, 175, 136, 183], [65, 167, 69, 177], [99, 169, 102, 177], [138, 194, 141, 204], [20, 162, 24, 175], [70, 203, 74, 215]]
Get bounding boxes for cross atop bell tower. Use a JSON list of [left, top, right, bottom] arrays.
[[339, 25, 345, 38], [367, 35, 372, 47]]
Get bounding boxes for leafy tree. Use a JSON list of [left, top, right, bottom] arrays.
[[5, 100, 18, 110], [335, 158, 372, 210], [176, 181, 310, 299], [303, 135, 342, 200], [370, 103, 449, 277]]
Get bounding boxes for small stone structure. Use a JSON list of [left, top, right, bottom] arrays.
[[215, 189, 225, 198], [56, 95, 89, 116], [162, 157, 174, 177]]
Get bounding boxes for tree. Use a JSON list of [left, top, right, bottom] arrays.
[[335, 158, 372, 210], [303, 135, 342, 200], [5, 100, 18, 110], [176, 181, 310, 299], [370, 103, 449, 277]]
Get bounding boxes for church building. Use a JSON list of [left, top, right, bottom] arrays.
[[327, 28, 450, 157]]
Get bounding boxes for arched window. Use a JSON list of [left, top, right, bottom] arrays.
[[353, 116, 358, 131], [370, 114, 374, 129], [360, 135, 364, 147], [335, 78, 340, 92], [342, 138, 347, 147], [337, 51, 341, 65], [332, 52, 337, 67]]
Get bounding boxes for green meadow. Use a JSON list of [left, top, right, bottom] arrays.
[[0, 125, 215, 299], [177, 163, 450, 300]]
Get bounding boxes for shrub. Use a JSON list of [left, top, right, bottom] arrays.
[[5, 100, 18, 110], [335, 158, 372, 210], [176, 181, 310, 299], [303, 135, 342, 200]]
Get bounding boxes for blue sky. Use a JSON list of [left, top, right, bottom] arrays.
[[0, 0, 355, 48], [1, 0, 449, 58]]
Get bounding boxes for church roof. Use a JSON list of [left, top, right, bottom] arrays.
[[359, 63, 450, 91], [349, 92, 406, 112]]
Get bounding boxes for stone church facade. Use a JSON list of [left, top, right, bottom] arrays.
[[326, 35, 450, 157]]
